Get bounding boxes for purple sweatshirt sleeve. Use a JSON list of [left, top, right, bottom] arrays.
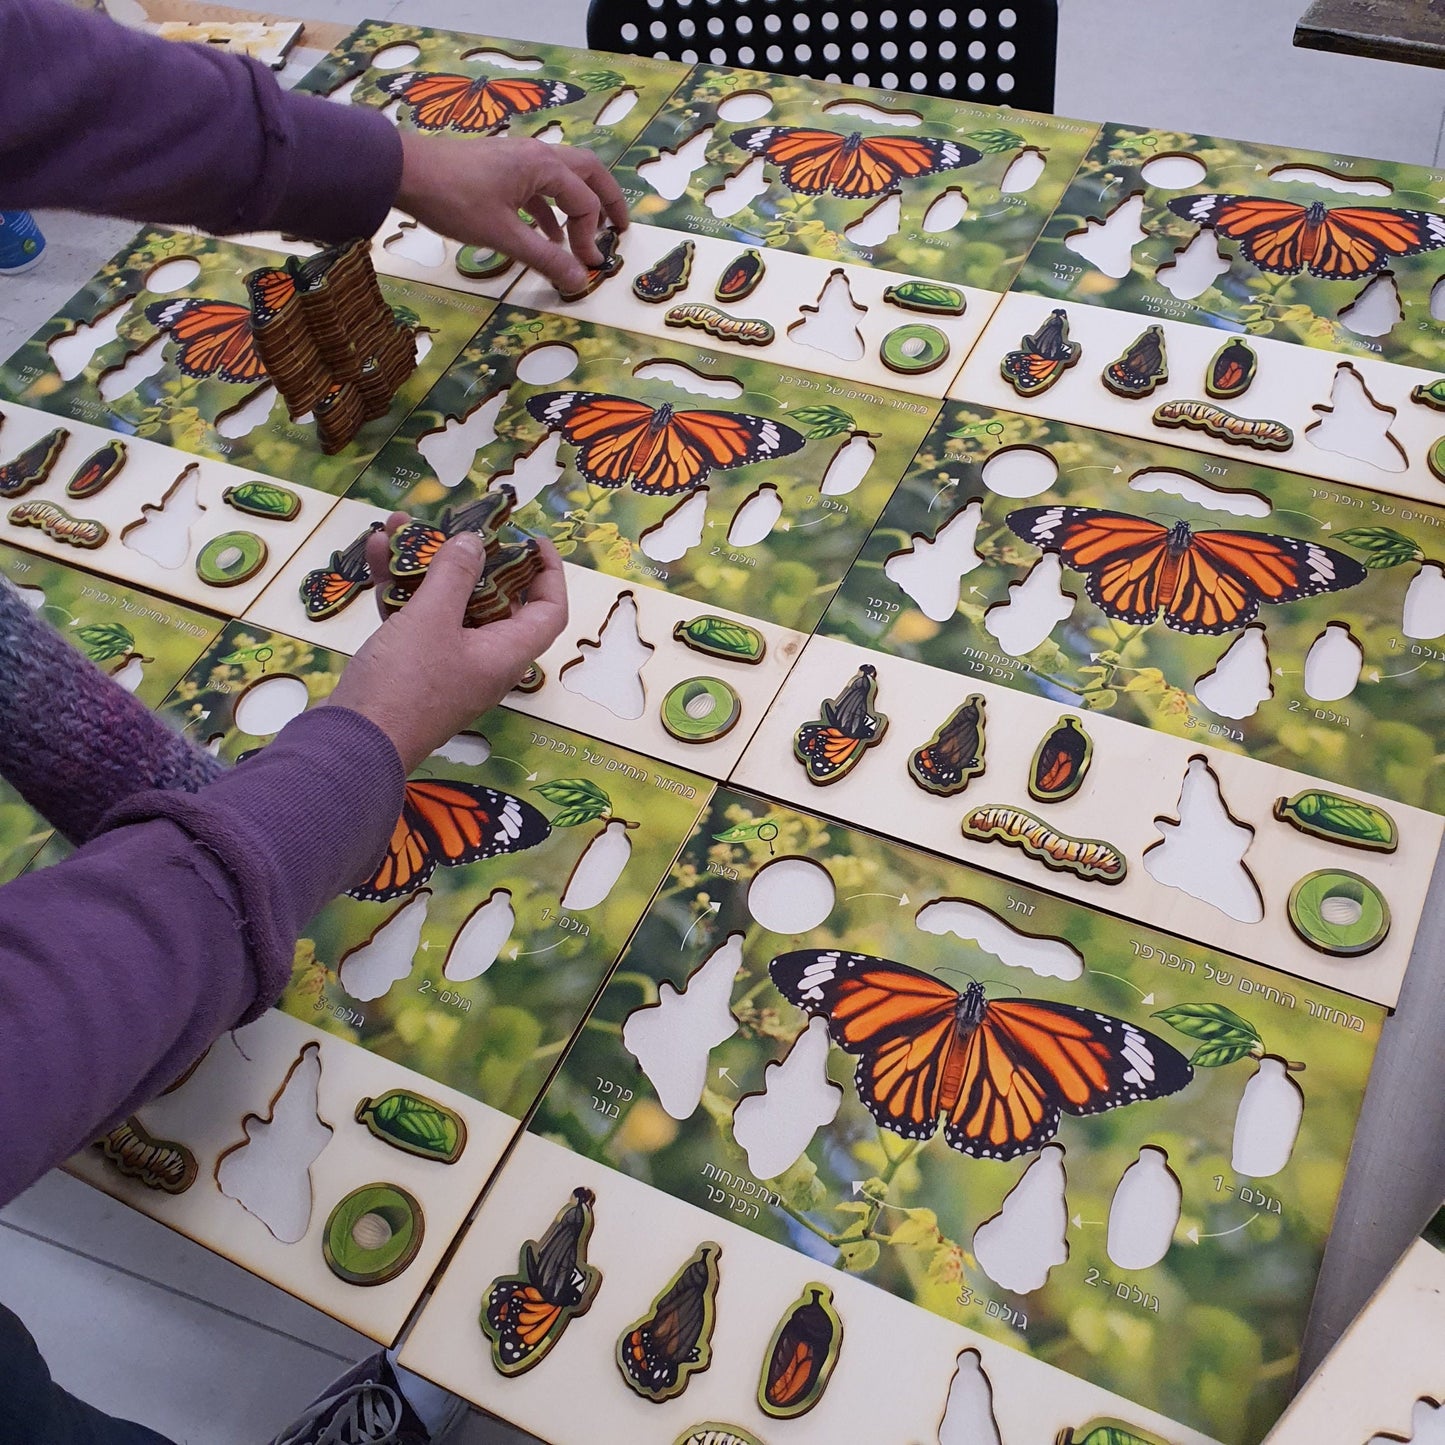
[[0, 704, 405, 1205], [0, 0, 404, 243]]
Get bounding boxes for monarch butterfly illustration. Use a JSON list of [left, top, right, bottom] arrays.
[[0, 427, 68, 499], [377, 72, 586, 135], [299, 522, 383, 620], [908, 695, 986, 797], [794, 663, 888, 784], [1166, 194, 1445, 280], [1029, 716, 1093, 803], [732, 126, 980, 200], [759, 1284, 843, 1419], [617, 1244, 722, 1402], [1006, 505, 1367, 634], [769, 950, 1193, 1160], [145, 295, 269, 385], [388, 491, 516, 585], [525, 391, 805, 496], [347, 779, 551, 902], [632, 241, 694, 303], [482, 1187, 602, 1376], [1206, 338, 1258, 400], [1000, 308, 1082, 397], [1102, 324, 1168, 399]]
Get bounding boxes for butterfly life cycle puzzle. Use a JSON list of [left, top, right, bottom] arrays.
[[737, 401, 1445, 1006], [0, 543, 223, 883], [508, 64, 1098, 390], [276, 21, 689, 300], [401, 787, 1382, 1445], [954, 128, 1445, 499], [63, 617, 712, 1341]]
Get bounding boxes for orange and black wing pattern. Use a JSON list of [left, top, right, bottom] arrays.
[[144, 296, 266, 385], [732, 126, 979, 199], [526, 390, 804, 496], [769, 951, 1193, 1160], [1029, 716, 1093, 803], [1167, 194, 1445, 280], [348, 780, 551, 902], [794, 664, 887, 784], [908, 694, 985, 797], [759, 1285, 843, 1419], [617, 1244, 721, 1402], [298, 523, 380, 620], [1000, 308, 1081, 395], [0, 428, 68, 499], [379, 72, 586, 134]]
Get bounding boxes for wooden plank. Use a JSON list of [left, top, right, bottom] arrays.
[[1295, 0, 1445, 68]]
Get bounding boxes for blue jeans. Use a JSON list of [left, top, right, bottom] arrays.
[[0, 1303, 174, 1443]]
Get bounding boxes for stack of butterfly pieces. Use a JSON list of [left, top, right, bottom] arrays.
[[381, 487, 545, 627], [248, 239, 417, 454]]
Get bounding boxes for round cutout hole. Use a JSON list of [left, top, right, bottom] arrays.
[[718, 90, 773, 122], [747, 857, 836, 934], [146, 258, 201, 294], [515, 343, 580, 386], [370, 42, 421, 68], [234, 674, 309, 737], [981, 445, 1059, 498], [1141, 153, 1208, 189]]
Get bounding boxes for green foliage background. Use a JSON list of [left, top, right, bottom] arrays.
[[0, 228, 493, 494], [349, 304, 938, 632], [0, 543, 222, 882], [293, 20, 689, 165], [1018, 124, 1445, 374], [824, 400, 1445, 810], [532, 787, 1382, 1445], [609, 65, 1099, 286], [155, 620, 711, 1120]]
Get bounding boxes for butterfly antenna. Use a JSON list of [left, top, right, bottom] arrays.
[[989, 977, 1025, 998]]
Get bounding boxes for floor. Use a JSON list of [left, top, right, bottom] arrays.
[[3, 0, 1445, 1440]]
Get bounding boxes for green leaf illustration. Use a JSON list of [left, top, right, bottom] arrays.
[[1337, 526, 1422, 569], [838, 1238, 880, 1272], [73, 622, 136, 663], [962, 127, 1026, 153], [791, 404, 857, 439], [1189, 1038, 1263, 1069], [713, 819, 780, 843], [549, 804, 609, 829], [533, 777, 610, 810], [1154, 1002, 1262, 1063], [576, 69, 626, 90]]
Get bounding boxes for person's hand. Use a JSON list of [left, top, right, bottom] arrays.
[[325, 512, 568, 774], [395, 133, 629, 296]]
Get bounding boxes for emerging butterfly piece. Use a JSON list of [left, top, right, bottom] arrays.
[[347, 779, 551, 902], [1103, 324, 1168, 399], [714, 248, 765, 303], [299, 521, 383, 620], [378, 72, 586, 135], [1006, 504, 1367, 634], [145, 294, 268, 385], [908, 695, 986, 797], [1166, 193, 1445, 281], [769, 950, 1192, 1160], [65, 440, 126, 500], [633, 241, 694, 303], [526, 390, 805, 496], [1000, 308, 1082, 397], [0, 427, 68, 499], [1206, 338, 1258, 400], [1029, 716, 1093, 804], [793, 663, 888, 785], [481, 1187, 602, 1376], [617, 1243, 722, 1403], [962, 804, 1127, 883], [387, 491, 515, 586], [559, 226, 625, 301], [732, 125, 980, 200], [758, 1283, 843, 1419]]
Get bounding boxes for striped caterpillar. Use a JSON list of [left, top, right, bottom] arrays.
[[664, 303, 775, 346], [961, 805, 1127, 883], [1152, 399, 1293, 452], [94, 1116, 198, 1194]]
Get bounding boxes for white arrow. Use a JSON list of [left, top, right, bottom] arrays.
[[717, 1067, 738, 1089], [1187, 1214, 1258, 1243], [508, 939, 563, 960], [845, 891, 911, 906], [681, 901, 721, 948]]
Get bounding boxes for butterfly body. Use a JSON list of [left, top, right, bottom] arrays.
[[1167, 193, 1445, 280], [732, 125, 979, 200], [1007, 504, 1367, 634], [770, 950, 1192, 1160], [379, 73, 586, 135]]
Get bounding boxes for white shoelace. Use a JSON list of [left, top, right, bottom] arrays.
[[275, 1381, 408, 1445]]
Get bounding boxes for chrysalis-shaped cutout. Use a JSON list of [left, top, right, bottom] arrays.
[[937, 1350, 1002, 1445], [1001, 146, 1047, 193], [984, 553, 1074, 656], [973, 1144, 1069, 1292], [641, 489, 709, 563], [49, 299, 132, 381], [561, 820, 631, 911], [820, 433, 875, 497], [1156, 228, 1231, 300], [1107, 1146, 1181, 1270], [1231, 1057, 1303, 1179], [491, 432, 564, 506], [339, 891, 430, 1001], [1304, 623, 1363, 701], [98, 334, 167, 403], [1195, 626, 1272, 719], [1064, 192, 1147, 278], [844, 192, 901, 247], [731, 1017, 842, 1180], [727, 483, 782, 546], [560, 593, 654, 720], [789, 271, 866, 361], [1338, 272, 1403, 337], [706, 157, 770, 219], [885, 501, 983, 621], [444, 889, 514, 982], [216, 385, 278, 440], [922, 186, 968, 232], [1403, 563, 1445, 639], [595, 87, 639, 126]]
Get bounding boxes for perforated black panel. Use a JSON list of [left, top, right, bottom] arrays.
[[587, 0, 1057, 112]]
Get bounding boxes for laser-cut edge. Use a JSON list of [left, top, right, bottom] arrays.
[[756, 1279, 845, 1419]]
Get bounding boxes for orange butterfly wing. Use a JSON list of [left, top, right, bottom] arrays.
[[381, 72, 585, 133], [836, 134, 979, 199], [486, 1283, 564, 1352], [144, 298, 266, 384], [734, 127, 850, 195]]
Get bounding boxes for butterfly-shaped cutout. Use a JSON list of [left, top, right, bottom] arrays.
[[1007, 505, 1368, 635], [732, 126, 980, 200], [298, 522, 382, 620], [617, 1244, 721, 1402], [379, 72, 586, 135], [482, 1187, 601, 1376], [525, 391, 805, 496], [1167, 194, 1445, 281], [794, 663, 888, 784], [769, 950, 1193, 1160], [347, 778, 551, 902]]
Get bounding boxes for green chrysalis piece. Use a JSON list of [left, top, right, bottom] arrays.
[[355, 1090, 468, 1164]]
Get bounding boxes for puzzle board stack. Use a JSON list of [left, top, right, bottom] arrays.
[[4, 17, 1444, 1445]]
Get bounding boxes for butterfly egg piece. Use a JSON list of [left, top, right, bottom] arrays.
[[351, 1210, 394, 1251]]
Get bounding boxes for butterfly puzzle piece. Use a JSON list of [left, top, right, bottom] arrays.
[[1102, 324, 1168, 399], [732, 125, 981, 200], [908, 695, 986, 797], [1006, 504, 1367, 634], [714, 248, 765, 303], [1029, 715, 1093, 803], [1000, 308, 1082, 397], [558, 227, 624, 301], [378, 72, 587, 136], [617, 1243, 722, 1403], [769, 950, 1193, 1159], [65, 440, 126, 500], [299, 521, 383, 620], [794, 663, 888, 785], [633, 241, 694, 303], [481, 1187, 602, 1376], [0, 427, 69, 499], [758, 1283, 843, 1419], [1205, 338, 1258, 400]]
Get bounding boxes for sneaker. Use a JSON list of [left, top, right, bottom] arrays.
[[270, 1351, 469, 1445]]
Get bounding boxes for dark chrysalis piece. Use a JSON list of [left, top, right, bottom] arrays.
[[1205, 337, 1258, 400], [908, 694, 986, 797], [715, 247, 765, 302], [1029, 715, 1093, 803], [758, 1283, 843, 1419], [65, 440, 127, 499], [793, 663, 888, 785], [633, 241, 695, 303], [616, 1243, 722, 1402], [0, 427, 69, 499], [1102, 325, 1168, 399]]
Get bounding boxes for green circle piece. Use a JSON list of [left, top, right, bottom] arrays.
[[880, 323, 950, 376], [456, 245, 511, 280], [323, 1183, 424, 1286], [195, 531, 268, 588], [661, 676, 741, 743], [1287, 869, 1390, 957]]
